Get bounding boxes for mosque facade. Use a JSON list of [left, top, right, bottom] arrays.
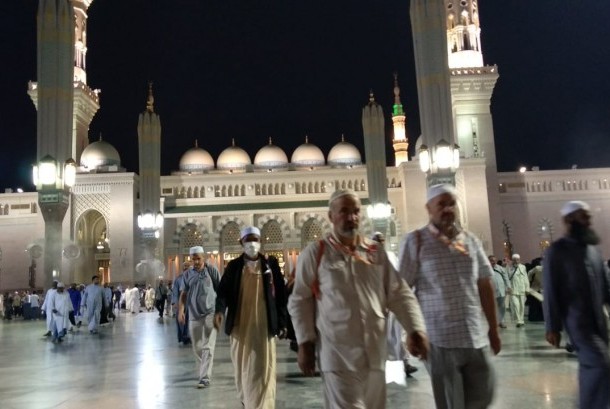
[[1, 0, 609, 291]]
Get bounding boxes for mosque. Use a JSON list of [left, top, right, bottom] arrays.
[[1, 0, 609, 291]]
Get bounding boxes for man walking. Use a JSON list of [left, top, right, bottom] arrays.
[[172, 262, 191, 344], [215, 226, 288, 408], [544, 200, 610, 409], [399, 184, 500, 409], [178, 246, 221, 389], [42, 281, 58, 336], [508, 254, 529, 327], [289, 189, 428, 408], [83, 275, 103, 334], [489, 255, 511, 328], [155, 279, 169, 319]]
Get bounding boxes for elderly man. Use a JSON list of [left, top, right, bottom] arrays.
[[50, 282, 72, 343], [42, 281, 58, 336], [544, 200, 610, 409], [82, 275, 104, 334], [178, 246, 221, 389], [289, 189, 428, 409], [508, 253, 529, 327], [172, 261, 191, 345], [215, 226, 287, 409], [399, 184, 500, 409], [489, 255, 511, 328]]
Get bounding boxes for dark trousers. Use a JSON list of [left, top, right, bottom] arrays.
[[155, 296, 166, 317], [575, 334, 610, 409], [176, 308, 190, 342]]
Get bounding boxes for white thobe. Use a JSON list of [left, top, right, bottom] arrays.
[[42, 289, 57, 331], [129, 288, 140, 313], [83, 284, 103, 331], [51, 292, 73, 335]]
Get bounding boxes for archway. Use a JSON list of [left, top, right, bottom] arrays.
[[75, 209, 109, 284]]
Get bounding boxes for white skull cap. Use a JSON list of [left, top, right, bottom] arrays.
[[329, 189, 358, 206], [189, 246, 204, 255], [426, 184, 457, 203], [560, 200, 590, 217], [240, 226, 261, 240]]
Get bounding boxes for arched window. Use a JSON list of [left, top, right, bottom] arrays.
[[180, 223, 203, 253], [301, 219, 323, 248], [220, 222, 241, 251], [261, 220, 283, 252]]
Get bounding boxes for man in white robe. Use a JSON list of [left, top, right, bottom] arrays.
[[145, 286, 155, 311], [83, 275, 103, 334], [129, 286, 141, 313], [50, 282, 73, 342], [42, 281, 58, 337], [508, 254, 530, 327], [289, 190, 428, 408]]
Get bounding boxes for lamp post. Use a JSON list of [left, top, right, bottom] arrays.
[[33, 155, 76, 289], [366, 202, 392, 244], [418, 139, 460, 186]]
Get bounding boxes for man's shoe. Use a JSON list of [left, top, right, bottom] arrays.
[[499, 323, 507, 328], [404, 362, 418, 376], [76, 322, 81, 328], [43, 331, 51, 337], [197, 379, 210, 389]]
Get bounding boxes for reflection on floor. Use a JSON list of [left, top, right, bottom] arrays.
[[0, 312, 578, 408]]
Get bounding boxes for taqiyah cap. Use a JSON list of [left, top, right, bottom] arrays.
[[560, 200, 590, 217], [240, 226, 261, 240], [57, 282, 65, 288], [426, 184, 457, 203], [328, 189, 358, 206], [189, 246, 204, 255]]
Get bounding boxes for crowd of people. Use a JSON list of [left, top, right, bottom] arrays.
[[1, 187, 609, 408]]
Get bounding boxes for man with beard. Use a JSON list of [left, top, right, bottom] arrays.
[[399, 184, 500, 409], [82, 275, 103, 334], [508, 254, 530, 327], [289, 189, 428, 408], [214, 226, 287, 408], [543, 200, 610, 409]]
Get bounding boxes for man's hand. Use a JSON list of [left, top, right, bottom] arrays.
[[277, 328, 288, 339], [297, 341, 316, 376], [213, 313, 223, 331], [178, 308, 186, 325], [488, 328, 501, 355], [407, 331, 429, 361], [546, 331, 561, 348]]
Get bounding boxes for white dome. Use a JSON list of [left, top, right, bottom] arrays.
[[80, 139, 121, 169], [328, 139, 362, 167], [217, 141, 251, 171], [179, 145, 214, 172], [291, 138, 325, 167], [254, 139, 288, 169]]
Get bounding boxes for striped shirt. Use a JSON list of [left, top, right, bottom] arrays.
[[399, 224, 492, 349]]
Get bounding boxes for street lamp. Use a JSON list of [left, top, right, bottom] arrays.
[[33, 155, 76, 289], [367, 202, 392, 241], [137, 210, 164, 239], [418, 139, 460, 186]]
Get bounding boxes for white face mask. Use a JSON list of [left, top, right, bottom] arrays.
[[243, 241, 261, 258]]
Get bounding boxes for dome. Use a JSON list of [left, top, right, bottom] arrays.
[[217, 140, 251, 171], [179, 142, 214, 172], [254, 138, 288, 169], [80, 139, 121, 169], [328, 137, 362, 167], [291, 136, 325, 167]]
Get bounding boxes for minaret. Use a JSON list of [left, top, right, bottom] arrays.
[[391, 73, 409, 166], [445, 0, 502, 253], [137, 82, 162, 220], [362, 91, 389, 233], [29, 0, 100, 163]]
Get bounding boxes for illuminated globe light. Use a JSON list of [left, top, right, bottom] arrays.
[[418, 145, 430, 173], [64, 159, 76, 187], [435, 139, 453, 169], [367, 202, 392, 220], [418, 140, 460, 174]]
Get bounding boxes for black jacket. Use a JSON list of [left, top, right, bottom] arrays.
[[216, 253, 287, 337]]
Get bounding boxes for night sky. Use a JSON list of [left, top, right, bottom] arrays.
[[2, 1, 610, 191]]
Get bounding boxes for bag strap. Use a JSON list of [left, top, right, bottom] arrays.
[[311, 239, 325, 300]]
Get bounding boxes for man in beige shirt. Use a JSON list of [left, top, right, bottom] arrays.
[[289, 189, 428, 409]]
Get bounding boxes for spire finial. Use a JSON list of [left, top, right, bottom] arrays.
[[195, 139, 198, 148], [231, 138, 235, 147], [341, 133, 345, 142], [268, 137, 273, 145], [99, 133, 103, 141], [305, 134, 309, 144], [392, 73, 404, 116], [146, 81, 155, 113], [369, 89, 375, 103]]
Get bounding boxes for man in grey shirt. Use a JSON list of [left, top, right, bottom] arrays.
[[178, 246, 220, 389], [399, 184, 500, 409]]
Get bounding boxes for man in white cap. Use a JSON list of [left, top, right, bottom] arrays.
[[543, 200, 610, 409], [82, 275, 103, 334], [42, 280, 58, 337], [214, 226, 287, 409], [50, 282, 72, 343], [507, 253, 529, 327], [178, 246, 221, 389], [289, 189, 428, 408], [399, 184, 500, 409]]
